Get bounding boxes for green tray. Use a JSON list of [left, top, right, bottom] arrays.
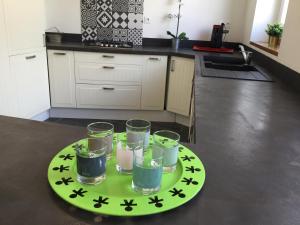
[[48, 133, 206, 216]]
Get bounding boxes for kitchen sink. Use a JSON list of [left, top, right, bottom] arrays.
[[201, 55, 272, 81], [205, 62, 258, 72]]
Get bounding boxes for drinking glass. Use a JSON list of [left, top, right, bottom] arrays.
[[87, 122, 114, 160], [75, 138, 107, 185], [126, 119, 151, 149], [153, 130, 180, 173], [132, 146, 163, 195], [116, 134, 143, 174]]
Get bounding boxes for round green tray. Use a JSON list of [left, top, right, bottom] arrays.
[[48, 133, 206, 216]]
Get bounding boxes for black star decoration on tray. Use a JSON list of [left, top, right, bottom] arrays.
[[120, 199, 137, 212], [59, 154, 74, 161], [181, 177, 199, 186], [53, 165, 70, 173], [93, 196, 109, 208], [69, 188, 87, 198], [185, 166, 201, 173], [181, 155, 195, 162], [72, 143, 84, 151], [55, 177, 74, 186], [148, 196, 164, 208], [169, 188, 186, 198], [179, 146, 184, 152], [161, 138, 169, 144]]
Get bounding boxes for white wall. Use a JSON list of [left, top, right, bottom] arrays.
[[143, 0, 247, 41], [45, 0, 81, 33], [243, 0, 300, 73], [45, 0, 247, 42]]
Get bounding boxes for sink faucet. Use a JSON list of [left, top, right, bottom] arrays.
[[239, 45, 253, 65]]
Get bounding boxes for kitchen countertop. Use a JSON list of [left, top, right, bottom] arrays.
[[46, 42, 197, 58], [1, 43, 300, 225]]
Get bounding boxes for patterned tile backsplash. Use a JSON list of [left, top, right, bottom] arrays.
[[81, 0, 144, 46]]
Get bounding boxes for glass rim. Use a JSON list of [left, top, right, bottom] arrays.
[[153, 130, 180, 142], [126, 119, 151, 129], [87, 122, 114, 133]]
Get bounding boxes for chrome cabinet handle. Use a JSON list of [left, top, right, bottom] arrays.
[[171, 60, 175, 72], [25, 55, 36, 60], [102, 66, 115, 69], [149, 57, 160, 61], [102, 87, 115, 91], [102, 55, 114, 58], [54, 52, 66, 55]]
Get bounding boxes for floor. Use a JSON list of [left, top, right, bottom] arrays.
[[47, 118, 189, 142]]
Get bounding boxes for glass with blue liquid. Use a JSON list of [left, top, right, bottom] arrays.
[[132, 145, 163, 195], [76, 137, 107, 185], [153, 130, 180, 173]]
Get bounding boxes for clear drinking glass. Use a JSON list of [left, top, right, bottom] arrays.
[[126, 119, 151, 149], [87, 122, 114, 160], [75, 138, 107, 185], [132, 146, 163, 195], [153, 130, 180, 173], [116, 134, 143, 174]]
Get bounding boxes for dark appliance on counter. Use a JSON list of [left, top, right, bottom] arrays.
[[83, 41, 133, 49], [211, 23, 226, 48], [193, 23, 234, 54]]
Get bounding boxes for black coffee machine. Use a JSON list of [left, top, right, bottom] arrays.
[[211, 23, 227, 48]]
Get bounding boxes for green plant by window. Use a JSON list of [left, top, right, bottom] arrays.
[[265, 23, 283, 37]]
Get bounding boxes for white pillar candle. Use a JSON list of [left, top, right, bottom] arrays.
[[116, 142, 133, 170]]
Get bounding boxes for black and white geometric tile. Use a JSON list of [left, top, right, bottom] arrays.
[[97, 0, 113, 28], [128, 0, 143, 14], [112, 0, 129, 13], [113, 28, 128, 42], [82, 0, 97, 10], [81, 0, 145, 45], [128, 29, 143, 46], [128, 13, 143, 30], [82, 26, 98, 41], [112, 12, 129, 29], [97, 27, 113, 40], [81, 9, 97, 27], [97, 0, 112, 13]]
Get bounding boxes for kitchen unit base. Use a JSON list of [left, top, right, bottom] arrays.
[[50, 108, 178, 123]]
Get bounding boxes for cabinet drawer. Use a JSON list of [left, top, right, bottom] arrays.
[[76, 84, 141, 110], [75, 52, 144, 65], [76, 62, 142, 85]]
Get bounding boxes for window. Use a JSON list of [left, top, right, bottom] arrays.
[[279, 0, 289, 24]]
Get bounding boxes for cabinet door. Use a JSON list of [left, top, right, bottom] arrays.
[[48, 50, 76, 108], [10, 49, 50, 119], [141, 56, 168, 110], [167, 57, 195, 116], [0, 1, 18, 117], [3, 0, 45, 55]]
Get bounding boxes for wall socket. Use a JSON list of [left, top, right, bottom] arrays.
[[144, 17, 150, 24]]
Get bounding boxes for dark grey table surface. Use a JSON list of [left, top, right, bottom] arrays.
[[1, 45, 300, 225]]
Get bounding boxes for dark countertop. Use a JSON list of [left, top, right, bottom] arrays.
[[1, 43, 300, 225], [46, 42, 197, 58]]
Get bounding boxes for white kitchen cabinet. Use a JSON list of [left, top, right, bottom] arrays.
[[48, 50, 76, 108], [167, 57, 195, 116], [76, 84, 141, 110], [9, 49, 50, 119], [0, 1, 18, 117], [2, 0, 46, 55], [141, 56, 168, 110]]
